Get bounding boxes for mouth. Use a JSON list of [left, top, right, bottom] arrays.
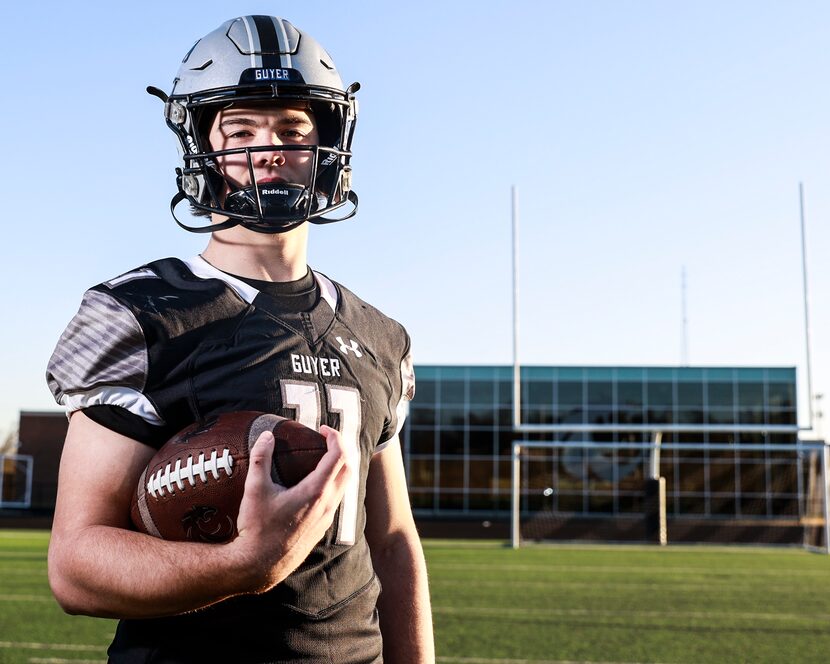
[[256, 176, 289, 185]]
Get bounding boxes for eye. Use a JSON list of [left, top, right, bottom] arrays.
[[281, 129, 308, 140], [227, 129, 253, 139]]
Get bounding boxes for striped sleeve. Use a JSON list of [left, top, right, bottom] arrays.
[[46, 289, 164, 426], [375, 349, 415, 454]]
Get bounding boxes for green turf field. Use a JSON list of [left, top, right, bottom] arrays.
[[1, 530, 829, 663]]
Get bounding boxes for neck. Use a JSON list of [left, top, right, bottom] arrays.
[[200, 220, 309, 282]]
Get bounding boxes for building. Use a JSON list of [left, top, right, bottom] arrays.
[[402, 365, 815, 544]]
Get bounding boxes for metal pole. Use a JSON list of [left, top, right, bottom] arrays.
[[511, 186, 521, 431], [511, 443, 521, 549], [681, 267, 689, 366], [799, 183, 815, 431]]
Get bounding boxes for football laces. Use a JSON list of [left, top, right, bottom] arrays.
[[147, 449, 234, 498]]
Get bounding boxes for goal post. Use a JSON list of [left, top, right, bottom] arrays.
[[511, 439, 830, 551]]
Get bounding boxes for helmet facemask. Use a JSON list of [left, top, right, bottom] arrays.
[[167, 90, 358, 234]]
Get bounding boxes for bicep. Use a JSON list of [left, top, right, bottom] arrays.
[[364, 436, 417, 546], [52, 410, 155, 534]]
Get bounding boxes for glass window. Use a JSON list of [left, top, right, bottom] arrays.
[[615, 367, 644, 381], [676, 460, 707, 491], [736, 408, 764, 426], [768, 382, 795, 409], [440, 379, 465, 404], [676, 381, 703, 408], [410, 492, 435, 511], [645, 408, 672, 425], [587, 381, 613, 406], [555, 493, 585, 513], [707, 381, 735, 408], [438, 430, 465, 455], [527, 381, 554, 405], [557, 381, 583, 407], [412, 380, 436, 405], [616, 494, 644, 513], [585, 367, 614, 381], [439, 459, 466, 489], [647, 381, 673, 407], [408, 429, 435, 455], [737, 381, 765, 409], [468, 405, 495, 427], [616, 406, 644, 425], [587, 493, 614, 514], [771, 498, 799, 517], [617, 381, 644, 407], [469, 379, 494, 404], [678, 496, 707, 515], [408, 407, 435, 427], [524, 366, 556, 381], [769, 409, 797, 426], [407, 457, 435, 488], [675, 408, 704, 425], [708, 408, 736, 425], [497, 431, 517, 455], [586, 406, 614, 425], [709, 495, 737, 516], [469, 430, 495, 455], [496, 380, 513, 405], [439, 407, 466, 427], [555, 405, 587, 426], [468, 460, 495, 489], [437, 493, 465, 511], [529, 406, 558, 425], [676, 367, 704, 382]]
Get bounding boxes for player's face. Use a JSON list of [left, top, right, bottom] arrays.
[[207, 104, 320, 193]]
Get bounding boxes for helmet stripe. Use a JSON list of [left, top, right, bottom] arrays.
[[251, 15, 280, 70], [239, 16, 259, 69], [272, 17, 293, 68]]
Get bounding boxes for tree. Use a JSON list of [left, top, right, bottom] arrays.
[[0, 428, 18, 455]]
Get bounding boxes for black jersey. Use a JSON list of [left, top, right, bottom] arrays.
[[46, 256, 415, 663]]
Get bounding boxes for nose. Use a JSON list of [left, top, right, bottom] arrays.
[[256, 147, 286, 167]]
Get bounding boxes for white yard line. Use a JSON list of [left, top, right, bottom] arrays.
[[430, 578, 809, 593], [437, 657, 667, 664], [0, 642, 105, 652], [428, 562, 828, 577], [432, 605, 830, 622], [29, 659, 103, 664]]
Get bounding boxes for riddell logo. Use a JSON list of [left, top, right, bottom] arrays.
[[261, 187, 288, 196]]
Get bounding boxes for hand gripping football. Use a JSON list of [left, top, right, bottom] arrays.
[[130, 411, 328, 543]]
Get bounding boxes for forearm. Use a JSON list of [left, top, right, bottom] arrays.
[[48, 525, 258, 619], [372, 531, 435, 664]]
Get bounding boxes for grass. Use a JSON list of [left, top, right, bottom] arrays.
[[1, 531, 829, 663]]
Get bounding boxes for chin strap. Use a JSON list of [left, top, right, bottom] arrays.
[[310, 190, 359, 225], [170, 183, 359, 234], [170, 191, 240, 234]]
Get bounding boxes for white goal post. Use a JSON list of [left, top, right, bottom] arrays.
[[511, 439, 830, 552]]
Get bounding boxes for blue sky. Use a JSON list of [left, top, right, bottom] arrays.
[[1, 1, 828, 440]]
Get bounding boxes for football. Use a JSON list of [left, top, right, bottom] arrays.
[[130, 411, 328, 543]]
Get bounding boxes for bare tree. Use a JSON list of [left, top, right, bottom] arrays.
[[0, 428, 19, 455]]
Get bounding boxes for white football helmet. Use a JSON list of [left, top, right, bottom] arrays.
[[150, 16, 359, 233]]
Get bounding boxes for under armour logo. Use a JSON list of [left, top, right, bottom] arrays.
[[336, 336, 363, 357]]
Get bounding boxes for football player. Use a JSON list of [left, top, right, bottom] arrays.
[[46, 15, 434, 663]]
